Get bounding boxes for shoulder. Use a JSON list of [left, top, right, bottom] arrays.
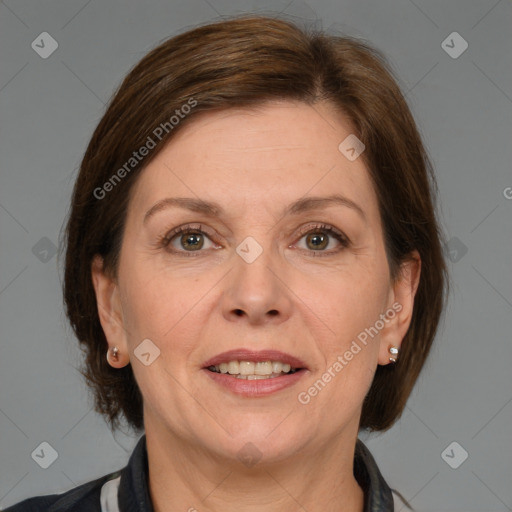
[[3, 471, 121, 512]]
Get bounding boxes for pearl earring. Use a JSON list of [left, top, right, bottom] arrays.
[[107, 346, 120, 364], [389, 346, 399, 363]]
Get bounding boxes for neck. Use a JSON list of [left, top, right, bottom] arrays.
[[145, 420, 365, 512]]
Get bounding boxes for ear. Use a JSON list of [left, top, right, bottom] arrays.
[[378, 250, 421, 365], [91, 255, 130, 366]]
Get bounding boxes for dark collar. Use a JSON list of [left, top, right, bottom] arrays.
[[354, 438, 395, 511], [117, 434, 154, 512], [118, 435, 394, 512]]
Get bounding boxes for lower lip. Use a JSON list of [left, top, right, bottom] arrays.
[[202, 368, 308, 397]]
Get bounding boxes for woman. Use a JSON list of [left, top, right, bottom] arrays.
[[5, 14, 447, 512]]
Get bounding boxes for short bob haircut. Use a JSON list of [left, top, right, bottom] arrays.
[[62, 14, 448, 433]]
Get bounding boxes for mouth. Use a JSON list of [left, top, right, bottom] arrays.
[[201, 349, 308, 394], [206, 360, 302, 380]]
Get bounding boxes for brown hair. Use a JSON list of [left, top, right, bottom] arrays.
[[61, 14, 448, 433]]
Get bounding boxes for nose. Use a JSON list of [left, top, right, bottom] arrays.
[[221, 245, 293, 326]]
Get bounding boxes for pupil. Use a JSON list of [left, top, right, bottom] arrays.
[[307, 233, 327, 250], [182, 233, 203, 250]]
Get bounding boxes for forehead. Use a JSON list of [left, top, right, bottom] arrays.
[[127, 100, 379, 223]]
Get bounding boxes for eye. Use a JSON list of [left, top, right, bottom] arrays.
[[160, 224, 219, 254], [293, 223, 349, 254]]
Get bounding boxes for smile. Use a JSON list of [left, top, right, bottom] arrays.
[[207, 360, 300, 380]]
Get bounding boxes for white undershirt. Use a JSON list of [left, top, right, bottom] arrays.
[[100, 476, 121, 512]]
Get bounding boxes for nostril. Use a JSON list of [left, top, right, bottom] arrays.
[[231, 308, 278, 317]]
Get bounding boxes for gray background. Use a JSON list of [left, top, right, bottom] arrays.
[[0, 1, 511, 511]]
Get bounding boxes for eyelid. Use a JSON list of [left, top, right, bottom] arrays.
[[161, 223, 212, 240], [289, 222, 351, 257], [159, 223, 219, 252], [293, 222, 350, 244], [158, 221, 350, 256]]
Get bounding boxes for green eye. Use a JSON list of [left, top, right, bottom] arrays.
[[294, 224, 349, 254], [304, 232, 329, 250], [179, 232, 205, 251], [161, 224, 217, 255]]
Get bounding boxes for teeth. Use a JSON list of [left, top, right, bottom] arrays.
[[255, 361, 273, 375], [236, 373, 285, 380], [239, 361, 255, 375], [272, 361, 283, 373], [227, 361, 239, 374], [208, 360, 299, 376]]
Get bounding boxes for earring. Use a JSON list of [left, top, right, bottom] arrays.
[[107, 346, 120, 364], [389, 346, 399, 363]]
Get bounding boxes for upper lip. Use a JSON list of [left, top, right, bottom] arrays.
[[202, 349, 308, 370]]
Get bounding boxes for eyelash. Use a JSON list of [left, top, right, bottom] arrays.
[[294, 223, 350, 257], [158, 224, 214, 258], [158, 223, 350, 257]]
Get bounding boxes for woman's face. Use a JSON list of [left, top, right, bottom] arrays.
[[93, 100, 418, 464]]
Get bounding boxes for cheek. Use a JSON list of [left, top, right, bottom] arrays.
[[294, 262, 390, 351], [327, 359, 377, 415], [120, 272, 169, 337], [309, 266, 389, 408], [119, 259, 216, 352]]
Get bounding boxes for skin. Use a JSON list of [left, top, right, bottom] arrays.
[[92, 100, 420, 512]]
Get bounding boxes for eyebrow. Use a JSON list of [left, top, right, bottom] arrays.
[[143, 194, 366, 225]]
